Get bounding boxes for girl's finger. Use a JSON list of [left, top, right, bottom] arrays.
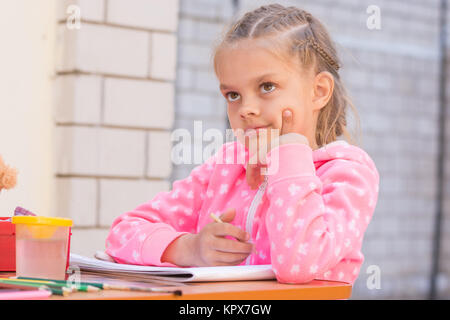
[[213, 237, 253, 254], [256, 129, 269, 165], [214, 251, 251, 265], [246, 132, 258, 165], [248, 128, 269, 164], [212, 222, 250, 242], [280, 109, 294, 136], [219, 208, 236, 223]]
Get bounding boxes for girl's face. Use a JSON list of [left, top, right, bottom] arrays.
[[215, 40, 320, 150]]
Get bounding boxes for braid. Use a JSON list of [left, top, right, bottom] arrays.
[[304, 11, 313, 24], [306, 36, 340, 72], [295, 9, 341, 72], [247, 6, 341, 72]]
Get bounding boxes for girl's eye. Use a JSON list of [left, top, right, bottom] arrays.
[[225, 84, 274, 102], [260, 82, 275, 94], [226, 92, 241, 102]]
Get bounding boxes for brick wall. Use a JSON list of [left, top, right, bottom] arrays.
[[175, 0, 449, 299], [54, 0, 179, 257]]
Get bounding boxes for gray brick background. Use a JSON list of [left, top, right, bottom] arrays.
[[173, 0, 450, 299]]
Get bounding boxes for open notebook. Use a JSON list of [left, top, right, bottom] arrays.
[[69, 253, 276, 283]]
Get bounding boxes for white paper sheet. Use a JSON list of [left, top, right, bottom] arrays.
[[69, 253, 276, 282]]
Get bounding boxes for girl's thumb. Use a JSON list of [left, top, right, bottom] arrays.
[[220, 208, 236, 223]]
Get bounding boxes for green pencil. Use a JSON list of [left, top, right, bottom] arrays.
[[17, 276, 103, 291], [0, 279, 71, 296], [7, 277, 100, 293]]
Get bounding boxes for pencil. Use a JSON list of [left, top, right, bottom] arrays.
[[9, 277, 100, 292], [0, 278, 73, 295], [0, 282, 46, 291], [18, 276, 104, 290], [0, 279, 71, 296], [102, 284, 182, 296], [210, 212, 223, 223], [1, 277, 55, 285]]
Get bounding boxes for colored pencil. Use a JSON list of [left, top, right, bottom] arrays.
[[0, 282, 44, 291], [11, 277, 99, 292], [2, 277, 55, 285], [210, 212, 223, 223], [0, 279, 72, 295], [17, 277, 104, 290], [102, 283, 182, 296], [0, 279, 71, 296]]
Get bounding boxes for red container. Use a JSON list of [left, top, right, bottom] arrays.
[[0, 217, 15, 271]]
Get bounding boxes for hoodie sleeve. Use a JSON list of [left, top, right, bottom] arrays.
[[105, 146, 222, 267], [264, 142, 379, 284]]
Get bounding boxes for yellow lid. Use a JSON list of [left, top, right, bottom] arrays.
[[12, 216, 73, 227]]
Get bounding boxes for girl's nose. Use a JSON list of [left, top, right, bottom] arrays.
[[239, 103, 260, 119]]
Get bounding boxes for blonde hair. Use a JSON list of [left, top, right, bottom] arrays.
[[213, 4, 361, 148]]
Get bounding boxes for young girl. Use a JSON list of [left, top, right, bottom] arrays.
[[105, 4, 379, 285]]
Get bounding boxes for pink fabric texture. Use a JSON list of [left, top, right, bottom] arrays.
[[105, 140, 379, 284]]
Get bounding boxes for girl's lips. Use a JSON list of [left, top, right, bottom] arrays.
[[244, 126, 269, 135]]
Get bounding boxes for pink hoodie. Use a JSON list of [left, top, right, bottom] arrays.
[[105, 139, 379, 285]]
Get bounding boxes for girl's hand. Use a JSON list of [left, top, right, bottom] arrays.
[[162, 208, 253, 267], [246, 109, 309, 190], [192, 208, 253, 266]]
